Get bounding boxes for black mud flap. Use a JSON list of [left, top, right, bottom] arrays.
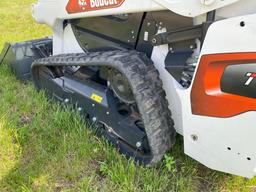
[[0, 38, 52, 81]]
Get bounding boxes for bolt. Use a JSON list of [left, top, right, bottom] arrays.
[[106, 111, 110, 115], [191, 134, 198, 141], [136, 142, 142, 148], [147, 22, 151, 26], [131, 30, 134, 34], [78, 107, 82, 112], [92, 104, 95, 107], [92, 117, 97, 122], [240, 21, 245, 27], [64, 98, 69, 103], [151, 38, 157, 44]]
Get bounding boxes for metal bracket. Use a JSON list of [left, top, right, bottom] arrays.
[[150, 25, 202, 46]]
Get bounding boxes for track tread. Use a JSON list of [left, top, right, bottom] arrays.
[[32, 50, 176, 165]]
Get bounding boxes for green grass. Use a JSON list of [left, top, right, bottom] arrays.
[[0, 0, 256, 191]]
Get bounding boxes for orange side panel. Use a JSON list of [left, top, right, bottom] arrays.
[[191, 53, 256, 118]]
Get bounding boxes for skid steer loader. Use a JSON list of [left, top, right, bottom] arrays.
[[1, 0, 256, 178]]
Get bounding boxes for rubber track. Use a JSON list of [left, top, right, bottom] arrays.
[[32, 50, 176, 165]]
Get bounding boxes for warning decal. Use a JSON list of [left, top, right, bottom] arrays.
[[90, 93, 103, 104]]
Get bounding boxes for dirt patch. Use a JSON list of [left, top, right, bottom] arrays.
[[196, 164, 219, 192], [54, 180, 75, 192], [19, 113, 32, 126]]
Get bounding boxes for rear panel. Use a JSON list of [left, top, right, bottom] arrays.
[[71, 13, 144, 51]]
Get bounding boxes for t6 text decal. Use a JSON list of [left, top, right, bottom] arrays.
[[245, 72, 256, 86]]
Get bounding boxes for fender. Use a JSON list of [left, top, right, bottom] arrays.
[[33, 0, 242, 28], [154, 0, 240, 17]]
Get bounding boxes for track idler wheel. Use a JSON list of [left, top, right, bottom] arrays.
[[108, 69, 135, 104]]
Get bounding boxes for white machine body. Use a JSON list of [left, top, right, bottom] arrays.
[[32, 0, 256, 177]]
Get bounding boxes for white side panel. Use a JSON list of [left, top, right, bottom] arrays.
[[52, 23, 84, 55], [52, 20, 64, 55], [153, 13, 256, 177], [182, 14, 256, 178], [201, 14, 256, 54], [62, 24, 84, 54], [32, 0, 243, 28], [195, 0, 256, 24], [217, 0, 256, 19], [151, 45, 184, 135], [154, 0, 239, 17]]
